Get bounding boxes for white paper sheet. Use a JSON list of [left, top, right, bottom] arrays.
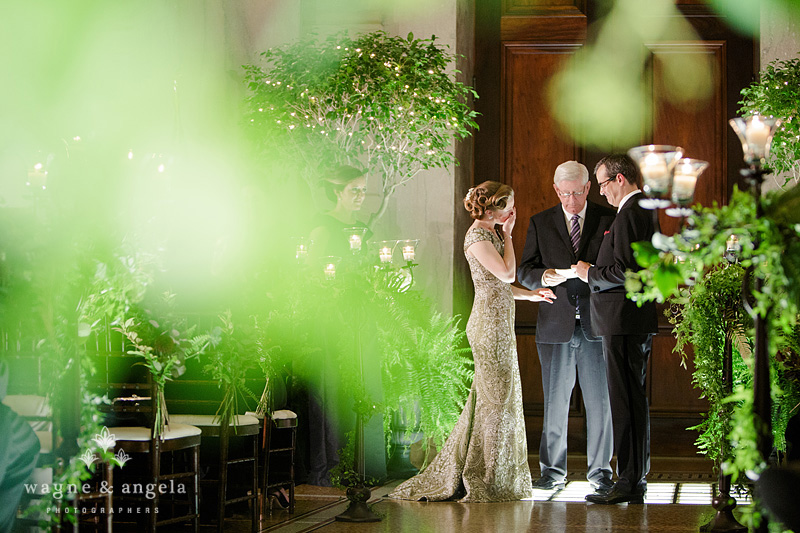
[[554, 268, 578, 279]]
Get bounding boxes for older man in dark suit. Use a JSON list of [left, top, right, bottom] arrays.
[[518, 161, 616, 493], [573, 154, 659, 505]]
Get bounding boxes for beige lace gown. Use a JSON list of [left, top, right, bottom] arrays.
[[389, 227, 533, 502]]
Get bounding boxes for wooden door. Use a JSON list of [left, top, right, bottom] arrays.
[[474, 0, 756, 457]]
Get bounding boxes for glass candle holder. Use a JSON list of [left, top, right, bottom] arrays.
[[343, 227, 367, 254], [322, 256, 341, 280], [671, 158, 709, 202], [726, 234, 740, 253], [27, 162, 48, 190], [378, 241, 397, 264], [400, 239, 419, 262], [627, 145, 684, 208], [296, 238, 311, 261], [729, 114, 781, 169]]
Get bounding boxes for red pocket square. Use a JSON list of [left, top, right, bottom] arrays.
[[604, 230, 611, 235]]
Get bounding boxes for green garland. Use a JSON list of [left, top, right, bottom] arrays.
[[670, 265, 752, 467], [626, 185, 800, 528]]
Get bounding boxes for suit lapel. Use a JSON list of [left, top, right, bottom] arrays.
[[578, 203, 599, 258], [552, 208, 573, 256]]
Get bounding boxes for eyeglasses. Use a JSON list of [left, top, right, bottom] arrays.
[[556, 189, 586, 198], [597, 178, 614, 190]]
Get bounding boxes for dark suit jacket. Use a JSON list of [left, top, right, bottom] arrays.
[[588, 192, 659, 337], [518, 201, 616, 343]]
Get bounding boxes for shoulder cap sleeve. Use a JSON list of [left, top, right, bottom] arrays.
[[464, 227, 495, 250]]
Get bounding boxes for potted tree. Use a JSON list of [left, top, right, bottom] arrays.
[[243, 30, 478, 226], [739, 55, 800, 188]]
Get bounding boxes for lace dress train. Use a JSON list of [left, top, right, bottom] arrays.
[[389, 227, 533, 502]]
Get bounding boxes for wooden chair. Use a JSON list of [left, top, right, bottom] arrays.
[[166, 362, 262, 533], [104, 375, 201, 531], [168, 413, 260, 533], [253, 409, 298, 515]]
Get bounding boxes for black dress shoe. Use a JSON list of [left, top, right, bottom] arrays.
[[532, 475, 565, 490], [585, 483, 645, 504]]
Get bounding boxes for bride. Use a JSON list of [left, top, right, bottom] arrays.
[[390, 181, 556, 502]]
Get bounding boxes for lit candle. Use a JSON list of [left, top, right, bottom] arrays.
[[671, 163, 697, 203], [379, 246, 393, 263], [27, 164, 47, 189], [402, 245, 415, 262], [640, 153, 669, 193], [324, 262, 336, 280], [349, 234, 362, 251], [745, 116, 769, 154], [726, 234, 740, 252], [296, 244, 308, 260]]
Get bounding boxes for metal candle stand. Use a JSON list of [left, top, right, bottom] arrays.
[[332, 234, 419, 523], [628, 117, 780, 532]]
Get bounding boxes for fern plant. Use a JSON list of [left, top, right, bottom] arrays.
[[670, 264, 752, 467], [380, 311, 473, 469]]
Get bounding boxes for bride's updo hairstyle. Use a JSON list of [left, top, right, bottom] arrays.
[[464, 181, 513, 220]]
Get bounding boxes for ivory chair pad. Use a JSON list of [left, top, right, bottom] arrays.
[[35, 430, 53, 453], [3, 394, 51, 430], [170, 414, 259, 428], [110, 422, 202, 442], [244, 409, 297, 420]]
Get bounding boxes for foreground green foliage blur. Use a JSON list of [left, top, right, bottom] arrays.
[[268, 252, 474, 486]]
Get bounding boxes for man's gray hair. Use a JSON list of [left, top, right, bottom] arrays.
[[553, 161, 589, 186]]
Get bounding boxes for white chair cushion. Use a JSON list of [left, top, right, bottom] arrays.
[[3, 395, 52, 431], [110, 422, 201, 442], [245, 410, 297, 421], [35, 430, 52, 454], [271, 409, 297, 420], [170, 414, 259, 428]]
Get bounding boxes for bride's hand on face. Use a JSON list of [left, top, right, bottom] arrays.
[[502, 207, 517, 235], [530, 287, 556, 303]]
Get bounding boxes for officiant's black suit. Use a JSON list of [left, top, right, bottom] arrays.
[[587, 192, 659, 492], [518, 200, 616, 486]]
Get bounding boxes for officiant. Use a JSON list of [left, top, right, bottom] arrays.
[[517, 160, 616, 494]]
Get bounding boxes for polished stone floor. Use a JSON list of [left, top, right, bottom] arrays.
[[249, 481, 751, 533], [220, 456, 753, 533]]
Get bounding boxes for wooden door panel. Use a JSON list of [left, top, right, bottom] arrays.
[[504, 43, 582, 327], [649, 41, 727, 237], [502, 0, 586, 17], [649, 329, 708, 415], [503, 43, 582, 230], [481, 0, 755, 460]]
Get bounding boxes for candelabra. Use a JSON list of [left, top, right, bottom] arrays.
[[306, 230, 419, 522], [628, 113, 780, 533], [728, 114, 781, 533]]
